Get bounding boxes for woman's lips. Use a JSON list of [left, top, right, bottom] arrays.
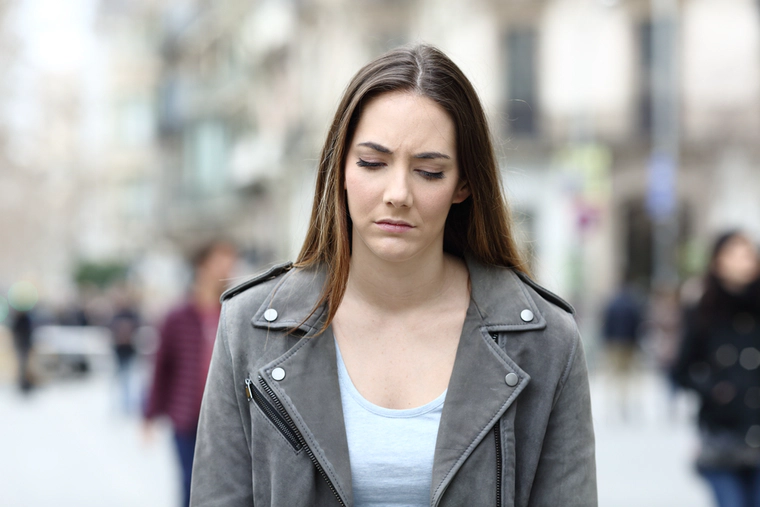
[[375, 220, 414, 233]]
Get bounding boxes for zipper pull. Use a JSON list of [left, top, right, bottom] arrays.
[[244, 377, 253, 402]]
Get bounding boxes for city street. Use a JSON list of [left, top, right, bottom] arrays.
[[594, 370, 712, 507], [0, 367, 713, 506], [1, 1, 757, 506], [0, 373, 178, 507]]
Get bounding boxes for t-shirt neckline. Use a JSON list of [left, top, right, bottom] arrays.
[[334, 339, 447, 419]]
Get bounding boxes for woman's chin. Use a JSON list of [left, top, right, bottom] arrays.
[[352, 233, 441, 264], [363, 243, 442, 265], [353, 241, 416, 264], [365, 249, 416, 264]]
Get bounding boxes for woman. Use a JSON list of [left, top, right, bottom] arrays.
[[191, 44, 596, 507], [673, 231, 760, 507]]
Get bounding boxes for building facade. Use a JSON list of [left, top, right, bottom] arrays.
[[4, 0, 758, 333], [149, 0, 760, 335]]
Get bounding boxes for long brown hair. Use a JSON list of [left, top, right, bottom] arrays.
[[296, 44, 528, 332]]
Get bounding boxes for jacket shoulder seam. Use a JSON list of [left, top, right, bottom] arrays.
[[515, 271, 575, 315], [220, 261, 294, 303]]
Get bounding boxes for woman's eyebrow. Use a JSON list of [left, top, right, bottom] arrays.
[[357, 141, 451, 160], [413, 151, 450, 160], [357, 141, 391, 154]]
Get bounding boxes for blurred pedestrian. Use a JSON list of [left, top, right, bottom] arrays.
[[191, 45, 596, 507], [144, 240, 237, 507], [11, 309, 34, 394], [672, 230, 760, 507], [601, 276, 644, 422], [109, 284, 141, 414]]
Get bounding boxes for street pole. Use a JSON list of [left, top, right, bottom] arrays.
[[649, 0, 680, 289]]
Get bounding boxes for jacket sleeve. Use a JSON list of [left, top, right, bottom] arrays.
[[190, 302, 254, 506], [529, 328, 597, 507]]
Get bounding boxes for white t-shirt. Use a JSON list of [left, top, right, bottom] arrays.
[[335, 341, 446, 507]]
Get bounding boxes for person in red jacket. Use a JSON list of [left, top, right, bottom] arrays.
[[144, 241, 237, 507]]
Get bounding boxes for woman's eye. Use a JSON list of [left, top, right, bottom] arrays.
[[356, 158, 384, 168], [418, 170, 444, 180]]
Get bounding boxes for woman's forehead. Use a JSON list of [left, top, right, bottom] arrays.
[[352, 91, 455, 155]]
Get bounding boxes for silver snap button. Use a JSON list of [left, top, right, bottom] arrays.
[[272, 367, 286, 381], [264, 308, 278, 322], [520, 309, 534, 322], [505, 373, 519, 387]]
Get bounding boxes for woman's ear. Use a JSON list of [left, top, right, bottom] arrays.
[[452, 179, 471, 204]]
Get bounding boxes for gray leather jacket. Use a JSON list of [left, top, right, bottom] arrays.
[[190, 258, 597, 507]]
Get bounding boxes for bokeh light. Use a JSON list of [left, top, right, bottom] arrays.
[[8, 281, 39, 311]]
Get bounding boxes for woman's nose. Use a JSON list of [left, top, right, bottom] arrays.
[[383, 165, 413, 208]]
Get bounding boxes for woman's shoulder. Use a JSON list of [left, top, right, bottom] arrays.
[[218, 261, 298, 333], [468, 261, 580, 360], [514, 272, 580, 352], [467, 261, 575, 322], [219, 261, 327, 335], [221, 261, 296, 303], [507, 270, 579, 347], [512, 271, 574, 315]]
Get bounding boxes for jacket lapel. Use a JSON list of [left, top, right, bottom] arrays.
[[251, 266, 353, 506], [260, 328, 353, 507], [430, 258, 540, 506]]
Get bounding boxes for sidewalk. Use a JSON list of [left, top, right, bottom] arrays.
[[0, 366, 714, 506], [593, 369, 713, 507], [0, 375, 178, 507]]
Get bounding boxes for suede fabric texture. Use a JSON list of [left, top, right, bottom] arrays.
[[190, 258, 597, 507]]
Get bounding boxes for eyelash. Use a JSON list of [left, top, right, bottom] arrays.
[[419, 170, 445, 180], [356, 158, 445, 180], [356, 158, 383, 168]]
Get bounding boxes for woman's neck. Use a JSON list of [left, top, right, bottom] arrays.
[[346, 246, 456, 313]]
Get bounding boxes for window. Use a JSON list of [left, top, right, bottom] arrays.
[[506, 28, 538, 136], [182, 120, 229, 196], [117, 96, 155, 148], [639, 18, 677, 137], [638, 22, 653, 135]]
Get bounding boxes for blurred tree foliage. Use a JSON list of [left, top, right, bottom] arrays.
[[74, 261, 129, 289], [678, 238, 708, 280]]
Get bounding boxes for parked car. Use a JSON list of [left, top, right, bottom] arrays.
[[33, 325, 113, 377]]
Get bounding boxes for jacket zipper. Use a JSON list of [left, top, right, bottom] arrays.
[[491, 332, 503, 507], [246, 378, 302, 451], [247, 376, 347, 507]]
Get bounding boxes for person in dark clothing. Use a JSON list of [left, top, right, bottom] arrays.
[[603, 283, 644, 345], [109, 286, 141, 414], [144, 241, 237, 507], [601, 280, 644, 421], [11, 310, 34, 393], [672, 230, 760, 507]]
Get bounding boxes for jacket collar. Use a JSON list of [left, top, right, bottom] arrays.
[[466, 255, 547, 332], [252, 257, 540, 506], [251, 265, 328, 334], [251, 256, 546, 334]]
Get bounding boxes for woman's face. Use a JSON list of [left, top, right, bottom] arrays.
[[714, 235, 759, 289], [344, 91, 470, 264]]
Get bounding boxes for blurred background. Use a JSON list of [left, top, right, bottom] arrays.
[[1, 0, 759, 505]]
